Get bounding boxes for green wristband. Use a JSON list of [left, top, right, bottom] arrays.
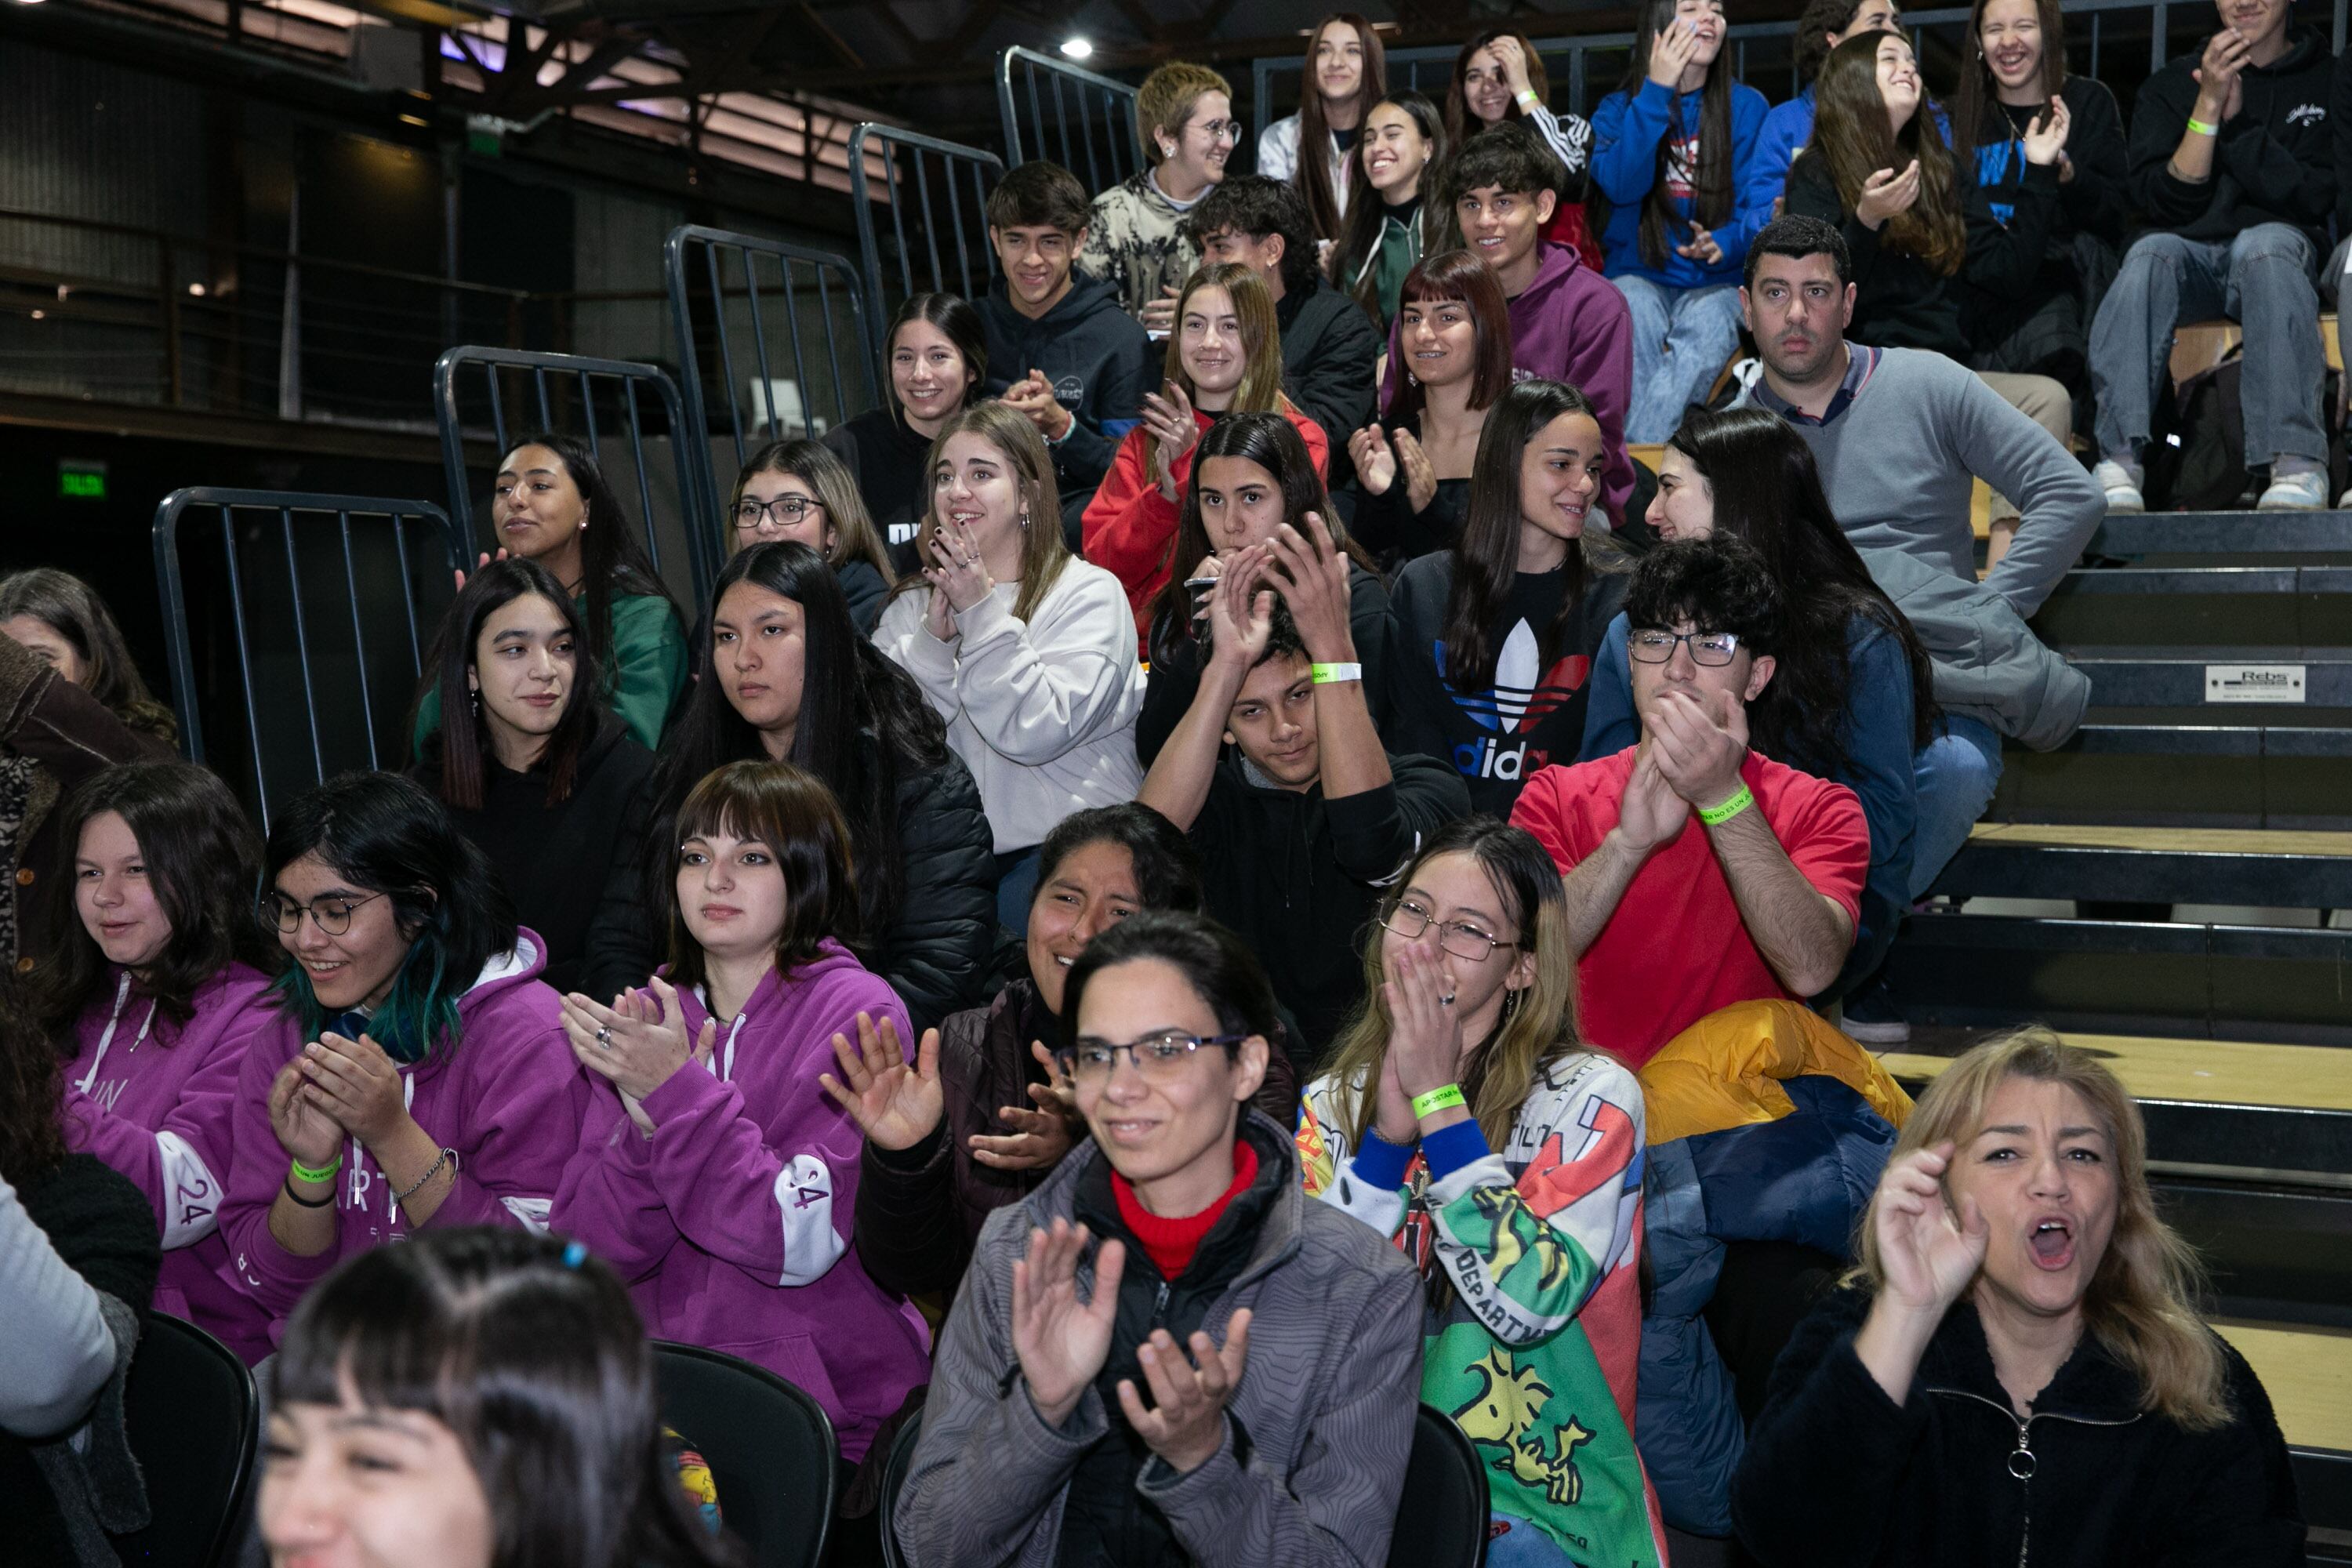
[[1410, 1083, 1467, 1120], [289, 1154, 342, 1186], [2186, 117, 2219, 136], [1698, 783, 1755, 827], [1310, 661, 1363, 685]]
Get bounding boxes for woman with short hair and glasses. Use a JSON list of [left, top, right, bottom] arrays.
[[897, 909, 1424, 1566], [1298, 815, 1668, 1568], [216, 771, 586, 1340], [724, 439, 898, 633]]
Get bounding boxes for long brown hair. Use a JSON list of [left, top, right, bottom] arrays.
[[0, 975, 66, 1185], [728, 438, 896, 586], [1857, 1028, 2231, 1430], [1440, 379, 1620, 693], [1320, 817, 1585, 1153], [1381, 249, 1514, 429], [1444, 27, 1549, 147], [1808, 31, 1965, 274], [667, 760, 862, 988], [1331, 93, 1449, 323], [1948, 0, 2068, 169], [1150, 264, 1292, 477], [0, 568, 177, 747], [1295, 13, 1387, 243], [893, 401, 1073, 625], [1618, 0, 1737, 270]]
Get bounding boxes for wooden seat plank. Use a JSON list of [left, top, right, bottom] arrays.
[[1877, 1033, 2352, 1113], [2212, 1320, 2352, 1454], [1966, 822, 2352, 858]]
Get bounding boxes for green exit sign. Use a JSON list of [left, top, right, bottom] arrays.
[[58, 460, 107, 500]]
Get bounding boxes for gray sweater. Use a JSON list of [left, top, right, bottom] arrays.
[[895, 1111, 1425, 1567], [1745, 345, 2102, 618]]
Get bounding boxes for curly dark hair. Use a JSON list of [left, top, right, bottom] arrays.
[[1623, 533, 1785, 655]]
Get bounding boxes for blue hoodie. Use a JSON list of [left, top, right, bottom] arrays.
[[1591, 77, 1774, 289]]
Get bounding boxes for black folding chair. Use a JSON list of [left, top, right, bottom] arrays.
[[651, 1341, 837, 1568], [875, 1411, 924, 1568], [1392, 1402, 1491, 1568], [111, 1312, 259, 1568]]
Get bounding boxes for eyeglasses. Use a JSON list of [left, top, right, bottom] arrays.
[[1054, 1030, 1250, 1083], [1628, 629, 1743, 667], [735, 495, 823, 533], [261, 891, 387, 936], [1191, 118, 1243, 147], [1381, 899, 1519, 961]]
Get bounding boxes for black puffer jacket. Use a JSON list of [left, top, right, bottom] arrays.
[[1732, 1282, 2306, 1568], [1276, 274, 1383, 493], [580, 740, 994, 1033]]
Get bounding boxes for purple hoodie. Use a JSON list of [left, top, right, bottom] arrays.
[[1393, 241, 1639, 528], [217, 931, 587, 1337], [63, 961, 279, 1363], [554, 940, 931, 1463]]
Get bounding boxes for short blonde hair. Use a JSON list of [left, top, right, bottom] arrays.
[[1138, 62, 1232, 166], [1858, 1027, 2230, 1428]]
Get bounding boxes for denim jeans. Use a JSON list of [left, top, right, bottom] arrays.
[[2087, 223, 2325, 466], [1486, 1514, 1583, 1567], [1909, 713, 2004, 900], [1612, 275, 1745, 443]]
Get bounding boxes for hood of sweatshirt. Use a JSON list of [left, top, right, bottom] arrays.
[[670, 937, 899, 1082], [1512, 237, 1591, 315]]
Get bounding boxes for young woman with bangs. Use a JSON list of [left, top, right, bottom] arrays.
[[601, 541, 993, 1029], [1133, 412, 1389, 764], [257, 1228, 735, 1568], [555, 759, 932, 1476], [876, 405, 1145, 931], [417, 434, 688, 753], [1298, 816, 1668, 1568], [723, 438, 898, 631], [1082, 263, 1332, 630], [1735, 1028, 2305, 1566], [1258, 13, 1387, 245], [216, 771, 586, 1338], [1328, 92, 1448, 330], [1348, 248, 1514, 566], [41, 761, 282, 1363], [1385, 379, 1631, 818], [412, 557, 655, 998]]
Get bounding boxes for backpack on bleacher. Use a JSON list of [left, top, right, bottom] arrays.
[[2144, 347, 2347, 510]]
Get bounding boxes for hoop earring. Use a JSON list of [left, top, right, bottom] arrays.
[[1020, 507, 1031, 529]]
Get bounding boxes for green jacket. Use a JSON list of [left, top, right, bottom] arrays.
[[412, 590, 686, 757]]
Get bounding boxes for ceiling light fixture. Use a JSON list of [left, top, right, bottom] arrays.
[[1059, 37, 1092, 60]]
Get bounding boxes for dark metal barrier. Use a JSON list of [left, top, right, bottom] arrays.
[[431, 346, 719, 614], [663, 225, 880, 517], [847, 125, 1004, 353], [152, 488, 464, 829], [996, 47, 1144, 192]]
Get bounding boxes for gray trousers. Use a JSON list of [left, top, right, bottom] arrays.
[[2088, 222, 2325, 466]]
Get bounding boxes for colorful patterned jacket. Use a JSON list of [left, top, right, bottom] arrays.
[[1299, 1051, 1669, 1567]]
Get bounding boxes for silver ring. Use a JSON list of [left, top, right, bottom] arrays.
[[1439, 994, 1457, 1007], [596, 1025, 613, 1048]]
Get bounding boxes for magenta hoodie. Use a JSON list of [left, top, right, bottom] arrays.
[[63, 961, 279, 1363], [553, 940, 931, 1463], [1385, 240, 1636, 527], [216, 931, 587, 1337]]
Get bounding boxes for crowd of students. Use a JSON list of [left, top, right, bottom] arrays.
[[1, 1, 2340, 1563]]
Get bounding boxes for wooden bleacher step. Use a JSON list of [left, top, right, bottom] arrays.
[[1933, 822, 2352, 906], [2212, 1320, 2352, 1545], [2092, 510, 2352, 557], [2036, 567, 2352, 649]]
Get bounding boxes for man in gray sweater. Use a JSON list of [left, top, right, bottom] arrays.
[[1735, 216, 2103, 619]]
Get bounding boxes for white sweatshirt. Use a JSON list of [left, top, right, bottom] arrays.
[[0, 1173, 113, 1437], [873, 562, 1145, 853]]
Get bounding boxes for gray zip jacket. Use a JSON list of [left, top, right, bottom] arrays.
[[1860, 546, 2090, 751], [895, 1110, 1425, 1567]]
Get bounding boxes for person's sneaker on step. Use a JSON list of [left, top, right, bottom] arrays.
[[1839, 972, 1911, 1047], [2257, 459, 2327, 511], [2091, 456, 2143, 514]]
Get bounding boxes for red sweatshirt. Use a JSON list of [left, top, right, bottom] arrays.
[[1081, 404, 1330, 640]]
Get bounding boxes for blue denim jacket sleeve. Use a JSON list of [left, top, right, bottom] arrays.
[[1577, 610, 1639, 761]]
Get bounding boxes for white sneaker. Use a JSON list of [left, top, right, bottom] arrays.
[[2091, 458, 2144, 513], [2258, 470, 2328, 510]]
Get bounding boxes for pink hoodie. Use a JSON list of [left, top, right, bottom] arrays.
[[216, 931, 588, 1338], [554, 940, 932, 1463], [63, 961, 279, 1363], [1384, 240, 1637, 526]]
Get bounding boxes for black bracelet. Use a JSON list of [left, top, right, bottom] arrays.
[[281, 1174, 336, 1209]]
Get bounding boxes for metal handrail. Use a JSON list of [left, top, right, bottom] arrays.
[[152, 488, 463, 827], [996, 45, 1144, 189], [663, 224, 879, 533], [846, 123, 1004, 354]]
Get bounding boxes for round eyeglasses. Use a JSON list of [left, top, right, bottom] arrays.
[[1627, 629, 1742, 667]]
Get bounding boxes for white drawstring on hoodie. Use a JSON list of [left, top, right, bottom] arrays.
[[78, 972, 221, 1250]]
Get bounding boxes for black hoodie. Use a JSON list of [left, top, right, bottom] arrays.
[[978, 272, 1158, 529], [2127, 26, 2333, 249], [1275, 273, 1383, 492], [409, 709, 655, 997]]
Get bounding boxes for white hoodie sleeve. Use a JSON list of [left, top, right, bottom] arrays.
[[0, 1173, 114, 1437], [948, 568, 1143, 767]]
